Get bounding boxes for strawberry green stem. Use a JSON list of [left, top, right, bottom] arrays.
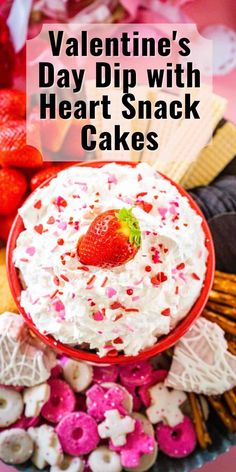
[[116, 208, 141, 247]]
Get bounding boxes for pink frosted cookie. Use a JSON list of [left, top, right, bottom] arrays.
[[120, 361, 153, 387], [86, 383, 132, 421], [41, 379, 75, 423], [93, 365, 119, 384], [156, 416, 197, 458], [110, 419, 155, 468], [165, 318, 236, 395], [56, 412, 99, 456], [139, 370, 169, 407], [0, 312, 56, 387]]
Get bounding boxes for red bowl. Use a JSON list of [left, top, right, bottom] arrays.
[[7, 161, 215, 364]]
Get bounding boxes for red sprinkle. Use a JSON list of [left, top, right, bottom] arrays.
[[175, 286, 179, 295], [161, 308, 171, 316], [57, 239, 64, 246], [124, 308, 139, 313], [136, 192, 147, 198], [53, 276, 60, 286], [110, 302, 125, 310], [78, 266, 90, 271], [60, 274, 69, 282], [50, 290, 59, 299], [192, 272, 200, 280], [176, 263, 185, 270], [113, 337, 123, 344], [126, 288, 133, 296], [87, 275, 96, 286], [114, 314, 123, 321], [145, 266, 152, 272], [101, 277, 108, 287], [137, 174, 142, 181], [34, 224, 44, 234], [34, 200, 42, 209], [47, 216, 55, 225], [151, 272, 168, 286]]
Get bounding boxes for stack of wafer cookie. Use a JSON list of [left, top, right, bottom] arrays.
[[85, 81, 236, 186]]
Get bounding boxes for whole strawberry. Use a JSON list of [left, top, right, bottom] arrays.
[[0, 89, 26, 124], [77, 208, 141, 268], [0, 168, 27, 216]]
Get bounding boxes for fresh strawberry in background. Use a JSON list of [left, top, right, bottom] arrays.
[[0, 211, 17, 242], [0, 16, 15, 88], [0, 120, 42, 167], [77, 207, 141, 268], [0, 89, 26, 123], [0, 168, 27, 216]]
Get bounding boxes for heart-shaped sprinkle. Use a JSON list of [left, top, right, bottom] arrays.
[[47, 216, 55, 224], [34, 224, 44, 234]]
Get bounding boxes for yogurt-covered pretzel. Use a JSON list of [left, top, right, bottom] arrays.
[[62, 359, 93, 392], [0, 428, 33, 464], [0, 387, 23, 427], [50, 456, 84, 472], [88, 446, 122, 472]]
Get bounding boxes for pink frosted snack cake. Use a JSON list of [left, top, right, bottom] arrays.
[[13, 163, 208, 356]]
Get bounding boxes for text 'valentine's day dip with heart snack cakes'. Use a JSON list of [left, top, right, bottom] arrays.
[[13, 162, 208, 357]]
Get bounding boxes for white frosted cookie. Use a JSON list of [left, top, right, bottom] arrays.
[[23, 383, 51, 417], [0, 312, 56, 387], [146, 382, 186, 426], [28, 425, 63, 468], [165, 318, 236, 395]]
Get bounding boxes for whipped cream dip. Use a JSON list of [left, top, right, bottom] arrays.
[[14, 163, 208, 357]]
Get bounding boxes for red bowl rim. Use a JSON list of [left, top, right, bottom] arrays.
[[6, 160, 215, 364]]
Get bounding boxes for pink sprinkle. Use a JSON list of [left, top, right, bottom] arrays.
[[26, 246, 36, 256], [107, 174, 118, 184], [134, 277, 144, 286], [58, 221, 67, 230], [179, 272, 187, 282], [152, 250, 161, 264], [132, 296, 140, 302], [52, 299, 65, 320], [93, 311, 104, 321], [169, 204, 178, 217], [158, 207, 168, 218], [105, 287, 117, 299], [145, 231, 151, 235]]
